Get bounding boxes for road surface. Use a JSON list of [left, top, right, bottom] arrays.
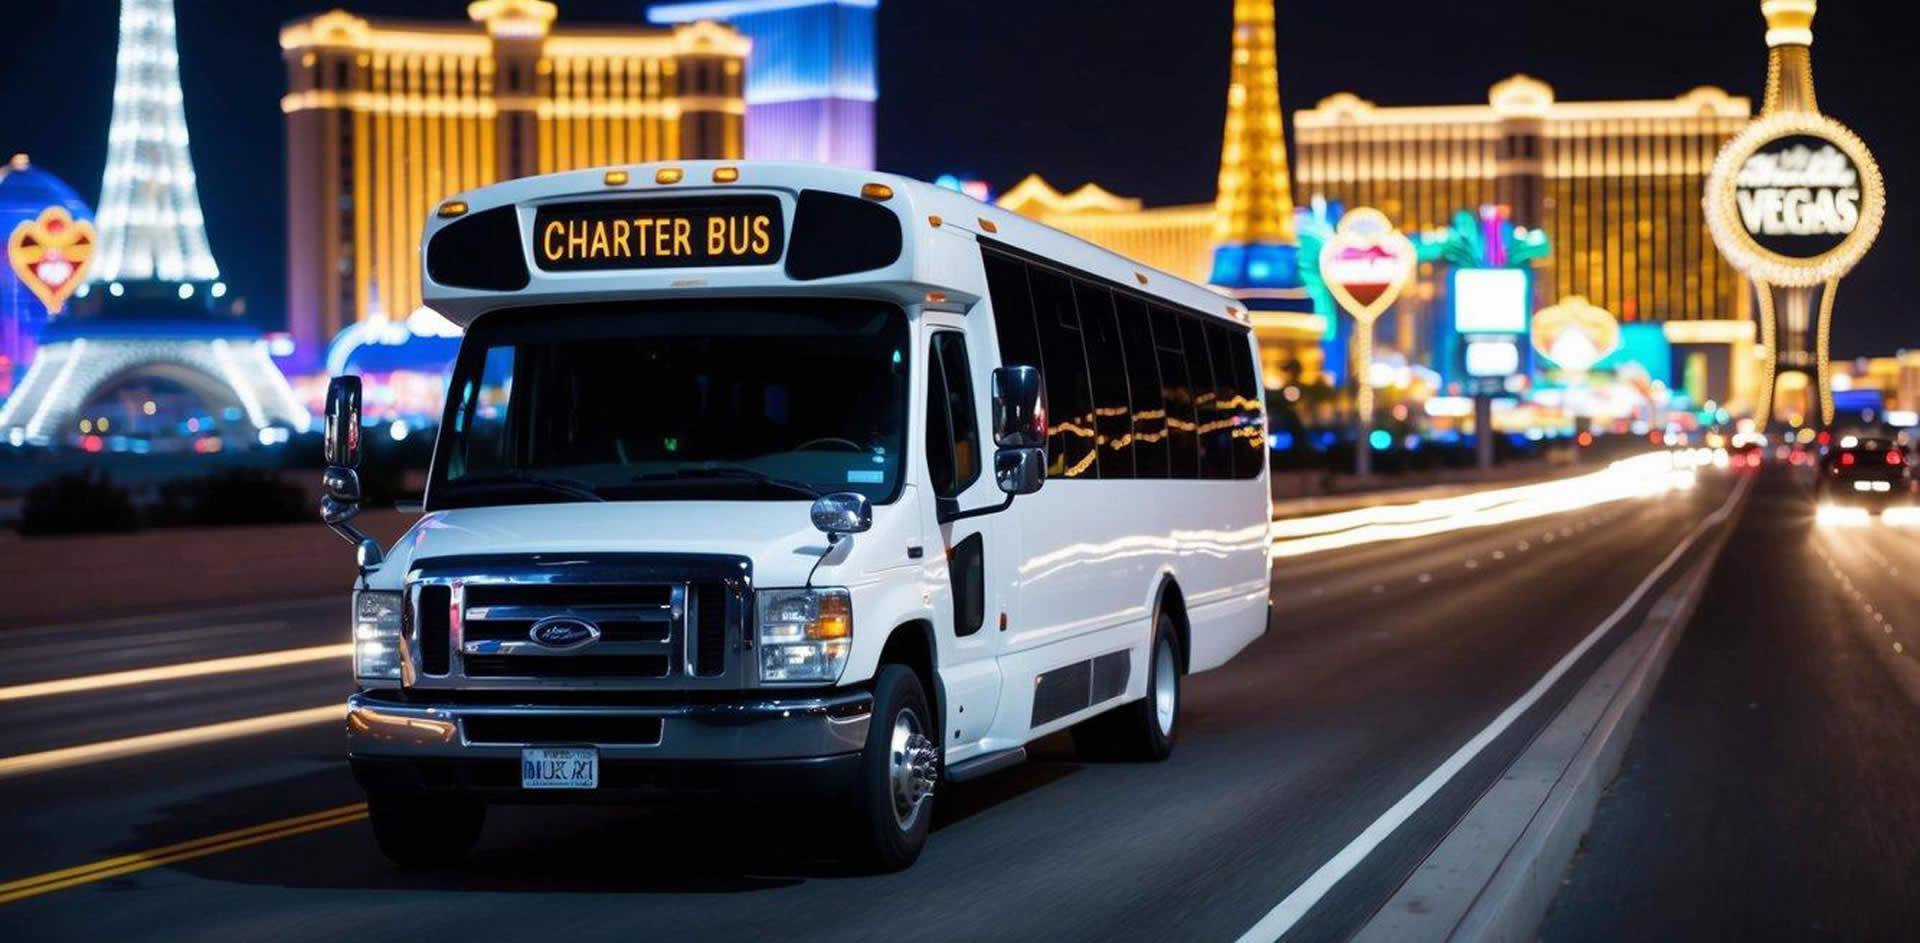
[[4, 472, 1745, 941]]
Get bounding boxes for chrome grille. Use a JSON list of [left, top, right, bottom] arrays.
[[402, 553, 751, 691]]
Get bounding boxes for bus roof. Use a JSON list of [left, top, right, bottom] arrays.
[[418, 161, 1247, 329]]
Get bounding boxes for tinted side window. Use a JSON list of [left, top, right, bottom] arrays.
[[1205, 322, 1246, 481], [933, 332, 982, 493], [1181, 317, 1231, 479], [1075, 280, 1133, 480], [1224, 327, 1265, 479], [1027, 266, 1097, 479], [1151, 305, 1199, 479], [1115, 295, 1167, 479], [925, 339, 958, 500], [984, 250, 1041, 372]]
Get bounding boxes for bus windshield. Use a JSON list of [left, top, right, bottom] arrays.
[[431, 300, 909, 510]]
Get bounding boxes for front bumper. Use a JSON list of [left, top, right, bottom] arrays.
[[346, 688, 871, 800]]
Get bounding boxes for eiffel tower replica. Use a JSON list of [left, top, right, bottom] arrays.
[[1208, 0, 1310, 316], [0, 0, 308, 444]]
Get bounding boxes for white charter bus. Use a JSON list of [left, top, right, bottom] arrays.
[[321, 163, 1272, 870]]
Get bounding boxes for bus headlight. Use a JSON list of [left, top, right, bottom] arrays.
[[757, 588, 852, 683], [353, 590, 404, 682]]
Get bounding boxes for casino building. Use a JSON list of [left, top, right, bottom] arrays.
[[1292, 76, 1763, 410], [280, 1, 749, 367]]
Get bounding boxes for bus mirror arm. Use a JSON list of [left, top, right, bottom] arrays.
[[938, 446, 1045, 523]]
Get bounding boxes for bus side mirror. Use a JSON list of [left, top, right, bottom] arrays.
[[995, 448, 1045, 496], [991, 365, 1045, 449], [321, 375, 382, 569], [810, 492, 874, 538], [324, 375, 364, 469]]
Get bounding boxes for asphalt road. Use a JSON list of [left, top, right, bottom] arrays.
[[3, 471, 1739, 943], [1543, 466, 1920, 941]]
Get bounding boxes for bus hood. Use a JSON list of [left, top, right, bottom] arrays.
[[374, 496, 913, 590]]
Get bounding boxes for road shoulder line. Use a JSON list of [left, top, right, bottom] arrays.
[[1234, 473, 1748, 943], [1350, 481, 1744, 943]]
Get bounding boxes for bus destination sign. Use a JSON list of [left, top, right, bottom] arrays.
[[533, 196, 784, 272]]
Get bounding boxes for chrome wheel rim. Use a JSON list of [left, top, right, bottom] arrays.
[[888, 708, 937, 831], [1153, 639, 1177, 737]]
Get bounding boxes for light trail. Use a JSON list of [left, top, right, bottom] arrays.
[[0, 644, 350, 702], [0, 705, 343, 779], [1237, 471, 1751, 942], [1270, 452, 1697, 559]]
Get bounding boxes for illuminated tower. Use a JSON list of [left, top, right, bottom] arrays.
[[1705, 0, 1885, 427], [1208, 0, 1304, 308], [650, 0, 878, 169], [0, 0, 308, 445], [90, 0, 221, 292]]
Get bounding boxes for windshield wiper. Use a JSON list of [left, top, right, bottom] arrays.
[[630, 466, 822, 499], [445, 472, 607, 503]]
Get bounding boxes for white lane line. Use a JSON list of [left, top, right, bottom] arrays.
[[1233, 474, 1750, 943], [0, 644, 350, 702], [0, 705, 343, 779]]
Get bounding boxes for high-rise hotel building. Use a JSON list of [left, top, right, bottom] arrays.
[[280, 1, 748, 365], [1293, 77, 1764, 405]]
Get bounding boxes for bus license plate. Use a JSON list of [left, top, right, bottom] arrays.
[[521, 748, 598, 789]]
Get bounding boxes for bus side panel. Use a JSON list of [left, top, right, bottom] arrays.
[[1180, 476, 1273, 674]]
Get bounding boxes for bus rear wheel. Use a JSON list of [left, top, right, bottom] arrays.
[[1072, 613, 1180, 762]]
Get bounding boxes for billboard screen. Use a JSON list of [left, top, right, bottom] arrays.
[[1453, 268, 1530, 334]]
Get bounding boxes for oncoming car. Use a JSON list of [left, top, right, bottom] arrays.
[[319, 163, 1273, 870]]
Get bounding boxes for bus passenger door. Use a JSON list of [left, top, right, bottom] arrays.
[[922, 324, 1009, 757]]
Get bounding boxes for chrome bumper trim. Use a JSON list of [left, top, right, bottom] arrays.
[[346, 689, 872, 762]]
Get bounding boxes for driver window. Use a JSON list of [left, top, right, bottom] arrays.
[[926, 332, 982, 499]]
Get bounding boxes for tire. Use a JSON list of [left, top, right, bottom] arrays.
[[367, 792, 485, 868], [1071, 612, 1180, 762], [845, 664, 938, 871]]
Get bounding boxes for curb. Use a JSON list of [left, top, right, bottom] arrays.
[[1350, 488, 1741, 943]]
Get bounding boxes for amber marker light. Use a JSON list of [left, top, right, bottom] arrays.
[[925, 291, 948, 304], [1136, 272, 1150, 285], [978, 218, 999, 233], [813, 593, 852, 640], [437, 201, 468, 218], [928, 215, 943, 228], [655, 167, 684, 185], [603, 169, 630, 186], [861, 182, 894, 200], [712, 166, 739, 183]]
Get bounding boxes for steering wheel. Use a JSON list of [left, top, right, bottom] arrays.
[[794, 437, 866, 453]]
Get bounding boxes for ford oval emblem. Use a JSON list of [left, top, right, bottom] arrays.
[[529, 616, 601, 650]]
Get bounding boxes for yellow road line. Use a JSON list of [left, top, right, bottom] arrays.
[[0, 705, 344, 780], [0, 803, 368, 905], [0, 644, 351, 702]]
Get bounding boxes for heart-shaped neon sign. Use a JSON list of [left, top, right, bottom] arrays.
[[1531, 295, 1621, 373], [8, 206, 96, 317], [1318, 207, 1417, 324]]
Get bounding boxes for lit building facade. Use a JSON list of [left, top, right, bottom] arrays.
[[1294, 77, 1762, 409], [650, 0, 877, 169], [995, 178, 1215, 285], [280, 1, 748, 366], [998, 0, 1324, 390]]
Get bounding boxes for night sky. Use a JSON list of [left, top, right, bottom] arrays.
[[3, 0, 1914, 357]]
